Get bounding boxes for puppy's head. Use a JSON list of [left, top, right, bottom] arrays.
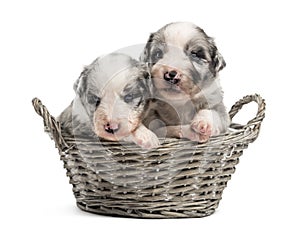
[[141, 22, 226, 101], [74, 53, 151, 141]]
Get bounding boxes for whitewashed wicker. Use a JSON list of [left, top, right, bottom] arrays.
[[32, 94, 265, 218]]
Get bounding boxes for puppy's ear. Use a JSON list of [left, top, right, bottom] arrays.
[[73, 76, 81, 92], [73, 69, 88, 97], [213, 50, 226, 72], [140, 33, 154, 63], [208, 38, 226, 73]]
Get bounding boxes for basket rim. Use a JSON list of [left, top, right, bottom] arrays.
[[32, 93, 266, 153]]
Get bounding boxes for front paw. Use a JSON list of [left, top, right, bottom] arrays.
[[191, 119, 213, 143], [179, 125, 209, 143], [132, 129, 160, 149]]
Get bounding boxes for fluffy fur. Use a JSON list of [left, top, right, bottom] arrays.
[[58, 53, 159, 149], [140, 22, 230, 142]]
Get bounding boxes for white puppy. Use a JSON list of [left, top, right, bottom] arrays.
[[58, 53, 159, 149]]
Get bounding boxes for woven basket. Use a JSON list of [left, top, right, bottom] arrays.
[[32, 94, 265, 218]]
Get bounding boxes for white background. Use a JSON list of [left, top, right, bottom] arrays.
[[1, 0, 299, 228]]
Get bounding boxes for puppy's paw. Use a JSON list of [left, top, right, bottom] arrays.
[[178, 125, 207, 143], [134, 131, 160, 149], [131, 128, 160, 149], [191, 109, 222, 142], [191, 120, 213, 143]]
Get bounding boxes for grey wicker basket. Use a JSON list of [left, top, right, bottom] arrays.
[[32, 94, 265, 218]]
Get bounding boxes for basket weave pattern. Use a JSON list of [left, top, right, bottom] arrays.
[[32, 94, 265, 218]]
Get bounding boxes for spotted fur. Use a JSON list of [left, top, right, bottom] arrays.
[[58, 53, 159, 149], [141, 22, 230, 142]]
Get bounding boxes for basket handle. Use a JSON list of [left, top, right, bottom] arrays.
[[228, 94, 266, 133], [32, 98, 69, 153]]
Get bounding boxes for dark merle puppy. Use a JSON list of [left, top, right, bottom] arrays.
[[58, 53, 159, 149], [141, 22, 230, 142]]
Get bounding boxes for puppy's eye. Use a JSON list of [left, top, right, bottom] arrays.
[[124, 93, 141, 103], [87, 94, 101, 107], [191, 49, 207, 62], [153, 49, 163, 59], [124, 94, 134, 103]]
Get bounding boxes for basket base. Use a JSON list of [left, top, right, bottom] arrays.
[[76, 201, 216, 219]]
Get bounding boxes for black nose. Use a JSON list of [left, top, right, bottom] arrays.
[[104, 123, 119, 134], [168, 70, 177, 78], [163, 71, 180, 84]]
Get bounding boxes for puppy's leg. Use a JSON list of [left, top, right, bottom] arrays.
[[124, 124, 160, 149], [191, 109, 229, 142]]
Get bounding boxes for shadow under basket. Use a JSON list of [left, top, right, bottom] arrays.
[[32, 94, 265, 218]]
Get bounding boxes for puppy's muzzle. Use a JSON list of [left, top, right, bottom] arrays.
[[104, 122, 119, 134], [163, 68, 181, 84]]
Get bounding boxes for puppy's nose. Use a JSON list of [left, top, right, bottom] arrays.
[[163, 70, 180, 84], [104, 122, 119, 134]]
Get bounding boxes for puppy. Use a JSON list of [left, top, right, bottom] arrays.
[[141, 22, 230, 142], [58, 53, 160, 149]]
